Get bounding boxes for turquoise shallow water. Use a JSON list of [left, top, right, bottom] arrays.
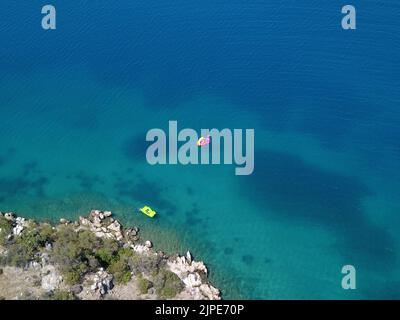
[[1, 1, 400, 299], [1, 71, 399, 299]]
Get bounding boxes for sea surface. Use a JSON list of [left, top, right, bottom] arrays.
[[1, 1, 399, 299]]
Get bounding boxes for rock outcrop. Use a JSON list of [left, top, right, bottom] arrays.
[[0, 212, 30, 237], [90, 268, 114, 297], [41, 265, 63, 292], [77, 210, 127, 241], [168, 251, 221, 300]]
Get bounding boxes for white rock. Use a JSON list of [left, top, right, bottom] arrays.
[[145, 240, 153, 248], [104, 233, 114, 239], [127, 228, 137, 236], [41, 266, 62, 291], [12, 224, 24, 236], [93, 216, 102, 227], [132, 244, 150, 254], [90, 210, 101, 217], [28, 261, 41, 270], [107, 221, 121, 233], [41, 252, 50, 266], [103, 211, 112, 217], [200, 284, 221, 300], [4, 212, 16, 221], [79, 216, 90, 226], [16, 217, 25, 224], [183, 273, 202, 288], [95, 232, 105, 238], [186, 251, 192, 264], [91, 269, 114, 296], [167, 253, 215, 299]]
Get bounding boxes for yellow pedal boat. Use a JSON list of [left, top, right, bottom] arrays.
[[139, 206, 156, 218]]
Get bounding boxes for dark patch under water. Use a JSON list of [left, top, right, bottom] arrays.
[[114, 176, 177, 216], [0, 175, 48, 202], [72, 172, 104, 191], [186, 186, 195, 196], [241, 150, 396, 271], [22, 161, 39, 176], [185, 203, 205, 227], [242, 254, 255, 266], [123, 133, 150, 163], [224, 247, 234, 255]]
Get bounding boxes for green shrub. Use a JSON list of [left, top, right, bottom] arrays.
[[107, 248, 134, 284], [157, 286, 180, 299], [95, 239, 119, 267], [37, 223, 55, 243], [87, 254, 100, 270], [137, 273, 152, 295], [153, 269, 183, 299], [51, 226, 133, 285], [49, 290, 75, 300], [63, 270, 81, 285], [52, 227, 94, 263], [6, 244, 32, 267], [17, 228, 47, 248], [128, 252, 164, 275], [0, 217, 12, 245], [0, 217, 12, 232], [117, 247, 134, 259], [51, 226, 100, 283], [108, 258, 131, 284], [77, 230, 99, 252], [4, 223, 56, 267], [51, 227, 81, 271]]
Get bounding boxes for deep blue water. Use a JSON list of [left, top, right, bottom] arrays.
[[1, 1, 399, 299]]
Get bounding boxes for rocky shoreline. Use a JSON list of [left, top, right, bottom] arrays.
[[0, 210, 221, 300]]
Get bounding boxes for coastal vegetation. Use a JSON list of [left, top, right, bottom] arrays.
[[0, 210, 220, 300], [0, 216, 12, 246], [153, 268, 184, 299], [136, 273, 152, 294]]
